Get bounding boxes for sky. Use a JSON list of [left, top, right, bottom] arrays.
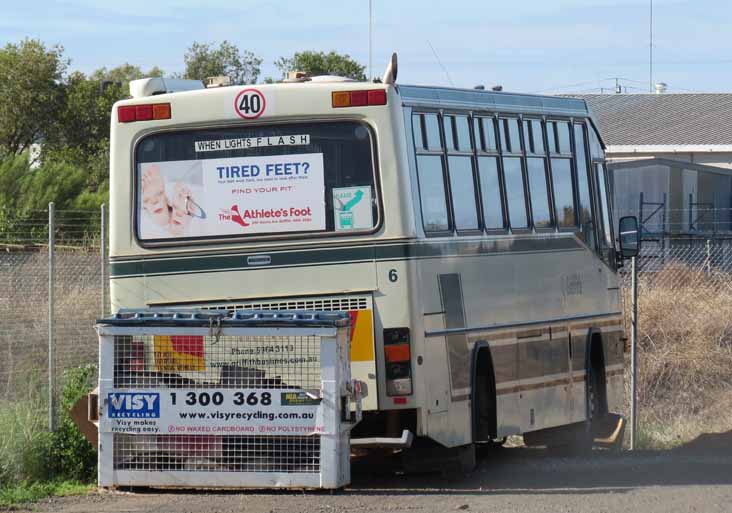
[[2, 0, 732, 94]]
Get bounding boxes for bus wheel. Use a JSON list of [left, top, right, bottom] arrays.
[[472, 346, 497, 443]]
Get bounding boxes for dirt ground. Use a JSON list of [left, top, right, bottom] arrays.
[[29, 442, 732, 513]]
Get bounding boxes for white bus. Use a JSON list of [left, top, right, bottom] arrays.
[[109, 67, 638, 465]]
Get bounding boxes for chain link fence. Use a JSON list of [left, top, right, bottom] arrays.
[[2, 202, 731, 449], [620, 233, 732, 447], [0, 205, 106, 428]]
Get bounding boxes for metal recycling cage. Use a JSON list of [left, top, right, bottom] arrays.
[[95, 309, 361, 489]]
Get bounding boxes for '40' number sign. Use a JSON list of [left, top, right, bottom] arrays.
[[234, 88, 266, 119]]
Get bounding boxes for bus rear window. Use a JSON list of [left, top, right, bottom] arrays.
[[135, 121, 378, 243]]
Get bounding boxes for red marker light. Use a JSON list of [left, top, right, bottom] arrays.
[[350, 90, 368, 106], [368, 89, 387, 105], [135, 104, 153, 121], [117, 103, 172, 123], [117, 105, 136, 123]]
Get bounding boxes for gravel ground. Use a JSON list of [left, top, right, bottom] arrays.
[[29, 445, 732, 513]]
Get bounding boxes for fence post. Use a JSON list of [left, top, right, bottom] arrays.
[[630, 255, 638, 450], [706, 239, 711, 276], [48, 202, 55, 431], [101, 203, 106, 316]]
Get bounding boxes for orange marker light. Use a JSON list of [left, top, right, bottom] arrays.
[[384, 343, 411, 363], [153, 103, 171, 120], [332, 91, 351, 108]]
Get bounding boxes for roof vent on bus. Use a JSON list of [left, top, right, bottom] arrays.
[[129, 77, 205, 98], [204, 76, 231, 88], [283, 71, 311, 83], [309, 75, 355, 83]]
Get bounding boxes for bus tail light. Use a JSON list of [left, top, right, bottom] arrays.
[[118, 103, 171, 123], [331, 89, 387, 108], [383, 328, 412, 397]]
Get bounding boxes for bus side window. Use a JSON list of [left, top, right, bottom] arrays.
[[595, 162, 614, 257], [475, 117, 506, 231], [550, 158, 576, 227], [498, 117, 529, 230], [526, 157, 552, 228], [477, 156, 505, 230], [444, 115, 479, 232], [547, 120, 576, 229], [416, 155, 450, 232], [414, 112, 450, 233], [573, 123, 596, 248], [502, 157, 529, 229]]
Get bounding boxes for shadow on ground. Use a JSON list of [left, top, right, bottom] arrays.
[[346, 432, 732, 496]]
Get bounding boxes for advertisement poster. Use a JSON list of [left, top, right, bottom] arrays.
[[332, 186, 373, 231], [138, 152, 325, 239], [100, 388, 327, 436]]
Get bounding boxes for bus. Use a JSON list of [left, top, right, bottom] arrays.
[[108, 65, 638, 466]]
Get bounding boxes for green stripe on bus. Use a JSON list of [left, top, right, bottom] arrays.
[[109, 237, 582, 278]]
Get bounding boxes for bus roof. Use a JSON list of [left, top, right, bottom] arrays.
[[396, 84, 591, 119]]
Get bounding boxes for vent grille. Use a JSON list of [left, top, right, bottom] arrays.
[[195, 295, 369, 313]]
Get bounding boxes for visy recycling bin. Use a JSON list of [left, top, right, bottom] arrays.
[[95, 309, 362, 489]]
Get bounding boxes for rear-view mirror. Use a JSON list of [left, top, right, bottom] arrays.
[[618, 216, 640, 259]]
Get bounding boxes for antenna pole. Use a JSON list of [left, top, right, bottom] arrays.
[[368, 0, 373, 80], [649, 0, 653, 92]]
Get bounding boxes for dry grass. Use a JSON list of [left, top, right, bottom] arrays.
[[0, 248, 101, 401], [625, 263, 732, 448]]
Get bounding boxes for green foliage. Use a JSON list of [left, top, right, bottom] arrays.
[[91, 63, 165, 94], [0, 365, 97, 508], [0, 379, 53, 486], [0, 480, 92, 508], [0, 39, 68, 156], [0, 155, 106, 243], [275, 51, 366, 81], [184, 40, 262, 84], [43, 72, 124, 163], [47, 365, 98, 482]]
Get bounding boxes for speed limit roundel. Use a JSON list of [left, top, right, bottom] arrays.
[[234, 88, 266, 119]]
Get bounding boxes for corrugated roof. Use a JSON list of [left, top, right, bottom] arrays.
[[566, 94, 732, 146]]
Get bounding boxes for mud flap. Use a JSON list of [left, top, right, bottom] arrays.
[[592, 413, 626, 450]]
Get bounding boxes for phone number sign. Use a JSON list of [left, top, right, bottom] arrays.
[[100, 388, 327, 436]]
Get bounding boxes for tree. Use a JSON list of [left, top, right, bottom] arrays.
[[184, 41, 262, 85], [91, 63, 164, 94], [43, 71, 124, 189], [0, 39, 68, 156], [274, 51, 366, 81]]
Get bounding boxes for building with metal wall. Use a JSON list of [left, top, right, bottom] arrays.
[[569, 93, 732, 235]]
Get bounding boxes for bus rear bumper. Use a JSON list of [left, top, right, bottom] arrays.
[[350, 429, 414, 449]]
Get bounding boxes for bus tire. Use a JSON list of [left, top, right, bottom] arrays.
[[578, 334, 609, 452], [471, 344, 497, 443], [586, 334, 609, 427]]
